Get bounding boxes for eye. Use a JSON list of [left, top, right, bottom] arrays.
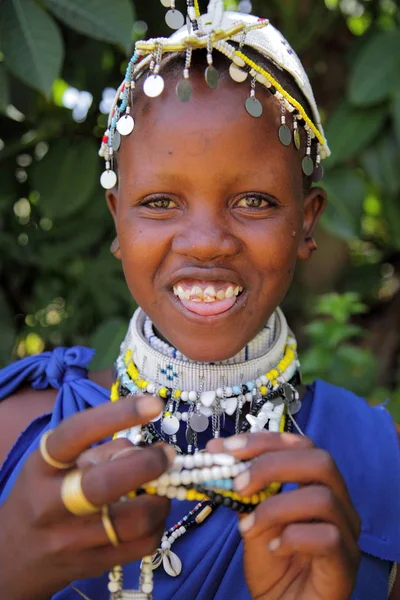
[[143, 197, 178, 210], [235, 194, 276, 209]]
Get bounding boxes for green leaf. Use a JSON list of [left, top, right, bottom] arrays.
[[0, 63, 10, 112], [324, 102, 387, 168], [31, 139, 99, 220], [90, 318, 128, 371], [361, 134, 400, 196], [43, 0, 135, 51], [0, 0, 64, 95], [381, 193, 400, 250], [0, 291, 16, 367], [349, 30, 400, 106], [320, 168, 366, 240], [393, 88, 400, 147]]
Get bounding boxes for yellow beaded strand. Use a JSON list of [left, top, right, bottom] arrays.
[[234, 50, 324, 146]]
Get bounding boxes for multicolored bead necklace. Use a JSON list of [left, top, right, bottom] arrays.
[[108, 307, 302, 599]]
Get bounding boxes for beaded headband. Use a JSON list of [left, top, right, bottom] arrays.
[[99, 0, 330, 191]]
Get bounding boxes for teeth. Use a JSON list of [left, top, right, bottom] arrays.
[[173, 283, 244, 302], [190, 286, 203, 300], [225, 286, 234, 299], [203, 286, 216, 302]]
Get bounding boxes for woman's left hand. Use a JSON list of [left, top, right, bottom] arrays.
[[207, 432, 361, 600]]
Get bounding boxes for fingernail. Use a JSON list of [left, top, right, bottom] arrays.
[[79, 455, 99, 467], [223, 436, 248, 451], [136, 395, 163, 419], [269, 537, 281, 552], [110, 447, 140, 461], [234, 470, 251, 492], [238, 513, 255, 534], [280, 433, 306, 445], [161, 444, 176, 466]]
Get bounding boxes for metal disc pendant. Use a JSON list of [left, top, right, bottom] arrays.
[[245, 97, 263, 118], [112, 130, 121, 151], [165, 9, 184, 30], [176, 78, 193, 102], [100, 170, 117, 190], [302, 155, 314, 176], [279, 125, 292, 147], [312, 163, 324, 183], [288, 399, 302, 415], [229, 63, 248, 83], [294, 129, 301, 150], [161, 415, 180, 435], [116, 114, 134, 136], [282, 384, 295, 404], [144, 75, 165, 98], [190, 413, 209, 433], [271, 396, 284, 407], [205, 66, 219, 89]]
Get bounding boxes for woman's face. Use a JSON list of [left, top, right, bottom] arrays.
[[108, 71, 325, 361]]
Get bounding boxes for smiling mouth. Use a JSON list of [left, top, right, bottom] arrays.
[[172, 280, 244, 317]]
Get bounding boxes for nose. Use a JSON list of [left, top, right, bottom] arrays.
[[172, 210, 242, 262]]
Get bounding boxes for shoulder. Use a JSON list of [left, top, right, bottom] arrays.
[[0, 386, 57, 466], [0, 345, 112, 467]]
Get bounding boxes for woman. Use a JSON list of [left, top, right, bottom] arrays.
[[0, 3, 399, 599]]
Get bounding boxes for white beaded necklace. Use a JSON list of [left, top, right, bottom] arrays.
[[143, 312, 277, 363], [121, 307, 290, 394]]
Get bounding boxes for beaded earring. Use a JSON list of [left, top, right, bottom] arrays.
[[245, 77, 263, 118]]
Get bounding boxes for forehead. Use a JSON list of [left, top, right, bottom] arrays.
[[118, 74, 303, 195]]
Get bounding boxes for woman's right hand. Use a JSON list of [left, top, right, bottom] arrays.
[[0, 395, 174, 600]]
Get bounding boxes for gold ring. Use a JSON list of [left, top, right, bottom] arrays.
[[61, 469, 100, 516], [40, 430, 75, 470], [101, 505, 120, 547]]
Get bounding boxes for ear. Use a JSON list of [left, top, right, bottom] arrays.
[[106, 189, 122, 260], [297, 186, 327, 261]]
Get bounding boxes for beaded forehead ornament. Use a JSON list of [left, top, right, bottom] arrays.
[[99, 0, 330, 192]]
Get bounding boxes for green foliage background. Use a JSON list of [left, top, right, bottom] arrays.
[[0, 0, 399, 418]]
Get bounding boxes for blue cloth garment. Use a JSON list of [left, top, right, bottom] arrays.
[[0, 347, 399, 600]]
